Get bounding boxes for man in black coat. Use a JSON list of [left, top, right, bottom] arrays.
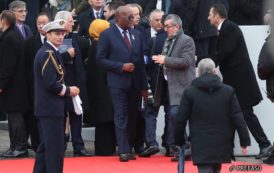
[[175, 58, 250, 173], [0, 10, 30, 158], [24, 12, 50, 152], [208, 3, 273, 159]]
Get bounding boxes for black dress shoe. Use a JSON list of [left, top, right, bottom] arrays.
[[127, 153, 136, 160], [119, 153, 129, 162], [263, 155, 274, 165], [139, 146, 160, 157], [2, 149, 28, 158], [165, 146, 178, 157], [256, 145, 273, 159], [74, 149, 93, 157]]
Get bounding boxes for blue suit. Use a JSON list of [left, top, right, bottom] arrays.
[[33, 42, 70, 173], [96, 25, 147, 154]]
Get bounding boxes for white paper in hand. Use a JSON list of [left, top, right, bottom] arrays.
[[72, 95, 83, 115]]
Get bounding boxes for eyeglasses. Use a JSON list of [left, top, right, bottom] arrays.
[[164, 25, 175, 29]]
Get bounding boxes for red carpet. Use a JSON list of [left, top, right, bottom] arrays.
[[0, 155, 273, 173]]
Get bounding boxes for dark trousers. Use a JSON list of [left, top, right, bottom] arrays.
[[165, 105, 179, 147], [7, 112, 28, 151], [242, 107, 271, 148], [144, 104, 168, 147], [197, 164, 222, 173], [95, 121, 116, 156], [109, 87, 139, 154], [133, 109, 146, 152], [24, 110, 40, 152], [33, 117, 64, 173], [68, 112, 85, 152]]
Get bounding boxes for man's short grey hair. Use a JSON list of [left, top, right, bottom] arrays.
[[55, 11, 72, 21], [149, 9, 164, 21], [197, 58, 216, 76], [9, 0, 26, 11], [164, 14, 182, 29]]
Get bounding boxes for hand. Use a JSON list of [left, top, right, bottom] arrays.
[[122, 63, 135, 72], [140, 90, 148, 102], [69, 86, 80, 97], [67, 48, 75, 58], [241, 146, 249, 155], [152, 55, 165, 64]]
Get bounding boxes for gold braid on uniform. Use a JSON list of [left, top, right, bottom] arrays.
[[42, 50, 64, 83]]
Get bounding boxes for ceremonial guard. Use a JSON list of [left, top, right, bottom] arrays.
[[33, 19, 80, 173]]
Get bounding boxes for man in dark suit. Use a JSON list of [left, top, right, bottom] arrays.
[[0, 10, 30, 158], [145, 9, 164, 40], [78, 0, 104, 37], [9, 1, 33, 40], [96, 5, 148, 162], [33, 19, 80, 173], [24, 12, 50, 152], [208, 3, 273, 159]]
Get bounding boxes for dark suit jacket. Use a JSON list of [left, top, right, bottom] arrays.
[[15, 23, 33, 40], [0, 26, 30, 112], [78, 7, 104, 37], [211, 19, 262, 108], [96, 25, 147, 91], [24, 34, 44, 107], [34, 42, 70, 117]]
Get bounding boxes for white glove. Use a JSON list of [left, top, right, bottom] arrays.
[[72, 95, 83, 115]]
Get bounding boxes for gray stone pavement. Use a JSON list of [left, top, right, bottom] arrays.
[[0, 121, 263, 164]]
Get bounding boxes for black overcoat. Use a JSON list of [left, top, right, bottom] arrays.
[[0, 26, 30, 112], [175, 74, 250, 164], [211, 19, 262, 109]]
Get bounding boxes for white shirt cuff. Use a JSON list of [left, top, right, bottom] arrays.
[[58, 84, 66, 96]]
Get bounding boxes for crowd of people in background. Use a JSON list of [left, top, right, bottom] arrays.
[[0, 0, 274, 173]]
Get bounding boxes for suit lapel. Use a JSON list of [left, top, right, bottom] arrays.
[[113, 25, 132, 52]]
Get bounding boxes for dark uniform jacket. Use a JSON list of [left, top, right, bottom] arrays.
[[175, 74, 250, 164], [0, 26, 30, 112], [34, 42, 70, 117]]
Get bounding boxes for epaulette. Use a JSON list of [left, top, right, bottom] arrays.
[[41, 51, 64, 83]]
